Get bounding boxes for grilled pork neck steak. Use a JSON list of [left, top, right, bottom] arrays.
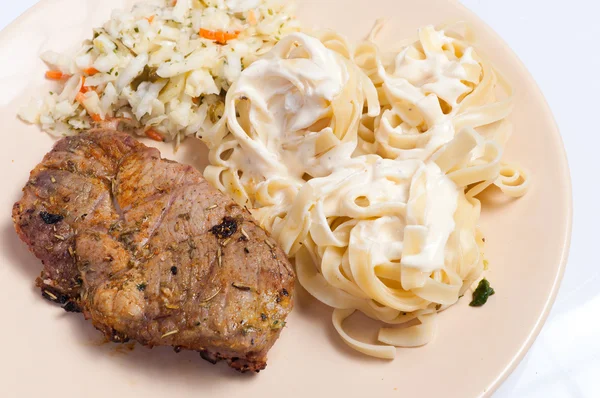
[[12, 130, 294, 372]]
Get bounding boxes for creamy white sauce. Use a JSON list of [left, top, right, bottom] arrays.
[[402, 162, 458, 271], [219, 31, 461, 273], [224, 32, 349, 182], [307, 157, 457, 272], [376, 27, 480, 162]]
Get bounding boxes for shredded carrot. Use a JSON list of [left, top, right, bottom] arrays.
[[247, 10, 257, 25], [145, 129, 164, 142], [78, 76, 98, 94], [79, 76, 90, 93], [45, 70, 70, 80], [84, 67, 99, 76], [199, 28, 240, 44], [79, 76, 98, 94], [171, 0, 177, 5], [146, 15, 155, 23], [76, 91, 103, 122], [75, 92, 86, 104], [199, 29, 217, 40]]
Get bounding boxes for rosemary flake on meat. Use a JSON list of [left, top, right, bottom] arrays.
[[232, 282, 252, 292], [161, 330, 179, 338], [200, 288, 222, 303]]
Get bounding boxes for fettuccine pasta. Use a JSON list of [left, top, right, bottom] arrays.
[[201, 24, 529, 358]]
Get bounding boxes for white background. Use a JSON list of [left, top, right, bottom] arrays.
[[1, 1, 598, 397]]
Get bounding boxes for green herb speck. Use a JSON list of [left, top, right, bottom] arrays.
[[271, 320, 286, 330], [469, 279, 495, 307]]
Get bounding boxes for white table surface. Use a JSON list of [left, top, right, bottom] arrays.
[[1, 1, 597, 397]]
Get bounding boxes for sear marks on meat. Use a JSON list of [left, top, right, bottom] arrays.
[[12, 130, 294, 373]]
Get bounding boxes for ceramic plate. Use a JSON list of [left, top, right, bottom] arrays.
[[0, 0, 571, 397]]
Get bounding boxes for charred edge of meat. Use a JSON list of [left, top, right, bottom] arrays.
[[42, 288, 69, 305], [39, 211, 64, 224], [209, 217, 238, 239], [230, 357, 266, 373], [199, 350, 266, 373], [37, 281, 87, 316], [109, 329, 130, 343], [199, 350, 219, 365], [63, 301, 81, 313]]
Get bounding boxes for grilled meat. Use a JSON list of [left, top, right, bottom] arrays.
[[12, 130, 294, 372]]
